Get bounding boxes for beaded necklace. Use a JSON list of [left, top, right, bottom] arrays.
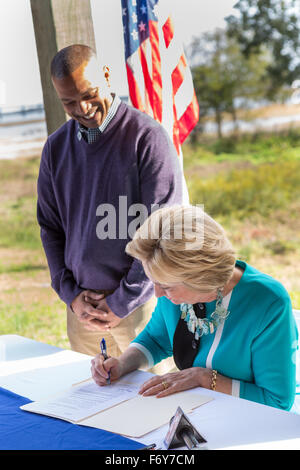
[[180, 290, 230, 340]]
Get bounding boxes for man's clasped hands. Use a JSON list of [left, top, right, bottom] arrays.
[[71, 290, 122, 330]]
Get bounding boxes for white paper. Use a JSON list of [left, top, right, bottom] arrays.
[[21, 380, 140, 423], [80, 389, 213, 437]]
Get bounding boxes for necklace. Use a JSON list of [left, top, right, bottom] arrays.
[[180, 290, 230, 340]]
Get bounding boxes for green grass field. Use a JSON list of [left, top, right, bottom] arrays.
[[0, 129, 299, 348]]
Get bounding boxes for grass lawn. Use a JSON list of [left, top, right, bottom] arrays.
[[0, 129, 299, 348], [0, 155, 69, 348], [183, 129, 300, 309]]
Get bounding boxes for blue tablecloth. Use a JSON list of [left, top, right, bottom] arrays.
[[0, 387, 144, 450]]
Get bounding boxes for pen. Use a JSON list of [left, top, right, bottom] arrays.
[[138, 443, 157, 450], [100, 338, 111, 385]]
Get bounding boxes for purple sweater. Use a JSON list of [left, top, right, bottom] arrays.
[[37, 101, 183, 318]]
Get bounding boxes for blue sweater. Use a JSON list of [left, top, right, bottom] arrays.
[[132, 260, 298, 410]]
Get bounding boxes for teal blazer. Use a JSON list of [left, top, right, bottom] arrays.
[[132, 261, 298, 410]]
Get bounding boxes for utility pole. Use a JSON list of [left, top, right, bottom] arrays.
[[30, 0, 96, 135]]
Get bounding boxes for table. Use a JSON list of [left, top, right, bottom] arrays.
[[0, 335, 143, 451], [1, 335, 300, 450]]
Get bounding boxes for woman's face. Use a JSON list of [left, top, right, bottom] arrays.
[[142, 262, 217, 305]]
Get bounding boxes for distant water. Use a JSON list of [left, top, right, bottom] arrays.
[[205, 112, 300, 135], [0, 108, 47, 159], [1, 103, 300, 159]]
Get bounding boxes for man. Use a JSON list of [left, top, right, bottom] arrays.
[[37, 44, 182, 364]]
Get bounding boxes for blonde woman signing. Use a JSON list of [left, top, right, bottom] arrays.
[[91, 205, 298, 410]]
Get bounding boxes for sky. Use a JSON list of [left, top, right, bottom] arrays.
[[0, 0, 237, 108]]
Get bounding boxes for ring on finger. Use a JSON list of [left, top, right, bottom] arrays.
[[161, 381, 169, 390]]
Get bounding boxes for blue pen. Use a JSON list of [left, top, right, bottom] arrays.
[[100, 338, 111, 385]]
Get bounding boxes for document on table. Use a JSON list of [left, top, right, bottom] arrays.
[[20, 379, 140, 423], [80, 389, 213, 437], [20, 370, 213, 437]]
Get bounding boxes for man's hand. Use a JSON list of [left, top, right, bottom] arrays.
[[71, 290, 104, 324], [71, 290, 122, 331], [83, 292, 123, 331]]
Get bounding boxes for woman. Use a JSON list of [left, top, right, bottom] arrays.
[[91, 205, 298, 410]]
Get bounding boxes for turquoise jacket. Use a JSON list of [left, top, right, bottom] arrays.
[[132, 261, 298, 410]]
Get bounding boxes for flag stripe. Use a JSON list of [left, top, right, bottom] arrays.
[[126, 63, 144, 111], [172, 107, 181, 153], [162, 16, 174, 48], [171, 53, 187, 96], [174, 66, 195, 120], [126, 48, 146, 109], [177, 92, 199, 144], [139, 44, 156, 114], [149, 21, 163, 122]]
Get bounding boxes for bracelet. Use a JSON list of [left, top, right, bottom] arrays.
[[211, 369, 217, 391]]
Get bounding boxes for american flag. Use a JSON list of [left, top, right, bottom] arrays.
[[121, 0, 199, 156]]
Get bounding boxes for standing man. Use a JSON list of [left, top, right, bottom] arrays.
[[37, 44, 182, 363]]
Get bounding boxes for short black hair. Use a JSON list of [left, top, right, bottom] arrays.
[[50, 44, 96, 79]]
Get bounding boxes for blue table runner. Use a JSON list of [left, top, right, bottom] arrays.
[[0, 387, 144, 450]]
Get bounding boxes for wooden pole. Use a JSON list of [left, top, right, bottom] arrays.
[[30, 0, 96, 135]]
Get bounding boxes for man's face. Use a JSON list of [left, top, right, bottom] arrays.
[[52, 57, 112, 128]]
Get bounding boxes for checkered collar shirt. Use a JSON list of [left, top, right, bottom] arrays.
[[77, 94, 121, 144]]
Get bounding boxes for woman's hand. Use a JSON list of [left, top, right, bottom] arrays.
[[91, 347, 150, 387], [91, 353, 123, 386], [139, 367, 211, 398]]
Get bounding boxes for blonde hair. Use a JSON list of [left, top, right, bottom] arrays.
[[125, 205, 236, 293]]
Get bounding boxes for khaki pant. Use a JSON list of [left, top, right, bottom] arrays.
[[67, 296, 176, 375]]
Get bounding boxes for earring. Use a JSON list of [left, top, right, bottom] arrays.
[[103, 66, 110, 87], [211, 289, 229, 320]]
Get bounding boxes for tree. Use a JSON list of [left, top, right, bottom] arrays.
[[189, 29, 269, 138], [226, 0, 300, 98], [30, 0, 96, 135]]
